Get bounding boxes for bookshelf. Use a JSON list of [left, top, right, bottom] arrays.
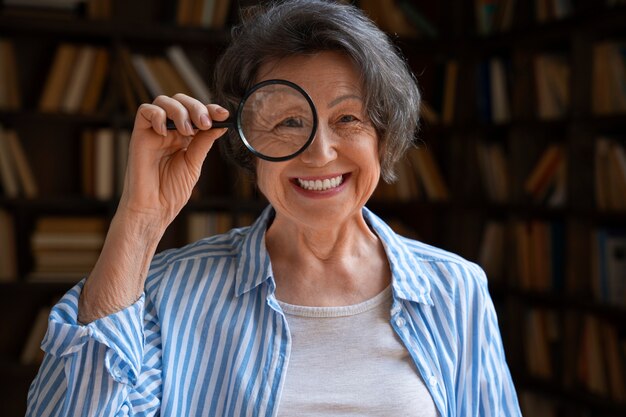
[[1, 1, 625, 416]]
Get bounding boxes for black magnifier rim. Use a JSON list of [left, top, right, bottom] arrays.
[[237, 79, 318, 162]]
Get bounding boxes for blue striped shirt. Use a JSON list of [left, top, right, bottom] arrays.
[[26, 206, 522, 416]]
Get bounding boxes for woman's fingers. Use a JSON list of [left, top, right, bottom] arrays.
[[133, 95, 230, 169]]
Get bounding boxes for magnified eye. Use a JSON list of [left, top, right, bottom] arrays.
[[278, 117, 304, 128]]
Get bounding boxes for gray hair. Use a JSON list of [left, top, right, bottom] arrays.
[[213, 0, 421, 183]]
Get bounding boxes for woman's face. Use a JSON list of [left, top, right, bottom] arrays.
[[255, 51, 381, 229]]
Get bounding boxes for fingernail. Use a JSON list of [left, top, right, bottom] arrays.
[[217, 107, 229, 114], [161, 123, 167, 136], [185, 120, 195, 135], [200, 114, 211, 128]]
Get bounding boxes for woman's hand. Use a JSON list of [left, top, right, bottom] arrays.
[[119, 94, 229, 231], [78, 95, 228, 323]]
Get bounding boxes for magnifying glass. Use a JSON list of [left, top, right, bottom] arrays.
[[166, 79, 318, 162]]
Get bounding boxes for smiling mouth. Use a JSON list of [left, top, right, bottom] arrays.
[[296, 174, 344, 191]]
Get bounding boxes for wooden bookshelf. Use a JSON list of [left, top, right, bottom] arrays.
[[1, 1, 625, 416]]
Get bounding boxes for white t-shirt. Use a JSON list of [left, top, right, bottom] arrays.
[[277, 286, 439, 416]]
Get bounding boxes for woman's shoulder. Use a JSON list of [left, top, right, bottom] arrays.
[[390, 233, 490, 305], [144, 226, 252, 290], [401, 235, 483, 272]]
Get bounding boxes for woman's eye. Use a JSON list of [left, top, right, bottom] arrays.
[[338, 115, 358, 123]]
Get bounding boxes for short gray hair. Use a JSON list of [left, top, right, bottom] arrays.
[[214, 0, 421, 183]]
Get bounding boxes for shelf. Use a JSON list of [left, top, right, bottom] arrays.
[[0, 14, 231, 45], [0, 281, 74, 293], [0, 109, 112, 127], [490, 286, 626, 322]]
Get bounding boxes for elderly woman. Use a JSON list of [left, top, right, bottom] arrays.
[[26, 1, 521, 416]]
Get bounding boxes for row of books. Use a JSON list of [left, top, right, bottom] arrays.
[[592, 41, 626, 116], [0, 125, 38, 198], [81, 128, 130, 201], [359, 0, 438, 39], [595, 137, 626, 211], [39, 44, 110, 114], [475, 57, 512, 124], [429, 52, 571, 125], [534, 0, 574, 23], [474, 0, 516, 35], [374, 140, 568, 206], [176, 0, 232, 29], [36, 42, 213, 116], [119, 46, 212, 115], [523, 309, 625, 403], [186, 212, 254, 244], [372, 146, 450, 202], [29, 216, 106, 282], [0, 38, 20, 110], [475, 0, 575, 36], [479, 219, 625, 306]]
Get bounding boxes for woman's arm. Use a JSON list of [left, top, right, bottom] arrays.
[[26, 287, 162, 417], [78, 97, 228, 323], [26, 95, 229, 415]]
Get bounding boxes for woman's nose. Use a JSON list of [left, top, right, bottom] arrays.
[[299, 124, 337, 166]]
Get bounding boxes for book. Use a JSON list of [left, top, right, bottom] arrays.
[[94, 128, 115, 200], [0, 38, 21, 109], [79, 47, 110, 114], [524, 308, 554, 379], [131, 53, 164, 99], [166, 45, 213, 103], [595, 137, 626, 210], [61, 45, 97, 112], [534, 53, 570, 119], [478, 220, 505, 281], [407, 147, 450, 201], [524, 144, 566, 204], [5, 129, 38, 198], [593, 228, 626, 307], [0, 209, 17, 281], [476, 141, 509, 203], [39, 43, 79, 112], [147, 56, 192, 97], [489, 57, 511, 124], [119, 47, 151, 109], [212, 0, 232, 29], [0, 126, 20, 198]]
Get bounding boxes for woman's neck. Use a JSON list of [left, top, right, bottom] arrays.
[[265, 211, 391, 306]]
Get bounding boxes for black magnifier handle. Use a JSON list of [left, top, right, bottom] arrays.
[[165, 118, 233, 130]]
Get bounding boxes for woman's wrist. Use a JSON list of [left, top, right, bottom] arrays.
[[78, 208, 163, 323]]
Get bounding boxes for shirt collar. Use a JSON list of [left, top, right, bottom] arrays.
[[234, 205, 433, 306]]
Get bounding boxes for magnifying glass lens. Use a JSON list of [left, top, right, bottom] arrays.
[[239, 83, 316, 160]]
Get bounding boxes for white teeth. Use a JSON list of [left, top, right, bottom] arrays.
[[297, 175, 343, 191]]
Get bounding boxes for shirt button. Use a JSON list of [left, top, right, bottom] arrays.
[[391, 303, 401, 315], [395, 317, 406, 327], [428, 376, 438, 387]]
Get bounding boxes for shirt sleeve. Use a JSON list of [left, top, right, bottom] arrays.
[[472, 267, 523, 417], [25, 279, 163, 417]]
